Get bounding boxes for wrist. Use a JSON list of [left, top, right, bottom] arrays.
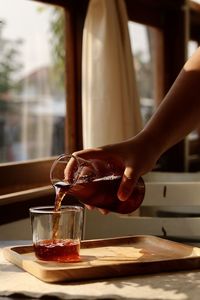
[[131, 129, 166, 162]]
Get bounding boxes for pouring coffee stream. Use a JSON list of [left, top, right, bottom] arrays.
[[50, 154, 145, 214]]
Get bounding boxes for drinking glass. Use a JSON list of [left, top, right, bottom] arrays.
[[29, 205, 84, 262]]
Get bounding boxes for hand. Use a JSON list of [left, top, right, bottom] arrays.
[[70, 131, 161, 207]]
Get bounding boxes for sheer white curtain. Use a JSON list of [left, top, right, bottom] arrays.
[[82, 0, 143, 148]]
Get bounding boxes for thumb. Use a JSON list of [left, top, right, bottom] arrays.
[[117, 167, 139, 201]]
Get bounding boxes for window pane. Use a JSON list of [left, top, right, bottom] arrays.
[[128, 22, 155, 125], [188, 40, 198, 58], [0, 0, 65, 163]]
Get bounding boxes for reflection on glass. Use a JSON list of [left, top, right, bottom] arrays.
[[0, 0, 65, 163], [128, 22, 155, 125]]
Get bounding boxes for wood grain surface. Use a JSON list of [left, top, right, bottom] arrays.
[[3, 235, 200, 282]]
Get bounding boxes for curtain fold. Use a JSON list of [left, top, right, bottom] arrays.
[[82, 0, 143, 148]]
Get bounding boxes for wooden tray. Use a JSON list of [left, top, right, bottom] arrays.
[[3, 235, 200, 282]]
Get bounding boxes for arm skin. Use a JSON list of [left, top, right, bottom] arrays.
[[72, 47, 200, 204]]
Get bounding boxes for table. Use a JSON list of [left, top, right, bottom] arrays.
[[1, 240, 200, 299]]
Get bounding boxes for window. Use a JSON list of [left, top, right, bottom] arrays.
[[0, 0, 82, 224], [128, 22, 155, 125], [0, 0, 65, 163]]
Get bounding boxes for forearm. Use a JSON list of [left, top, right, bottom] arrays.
[[140, 47, 200, 156]]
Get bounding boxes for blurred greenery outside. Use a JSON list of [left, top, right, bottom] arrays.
[[0, 4, 153, 163], [0, 6, 66, 162]]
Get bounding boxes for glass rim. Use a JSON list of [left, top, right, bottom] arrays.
[[50, 153, 99, 185], [29, 205, 84, 214]]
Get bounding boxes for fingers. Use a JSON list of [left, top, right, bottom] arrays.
[[50, 154, 76, 184], [64, 150, 103, 182], [117, 167, 139, 201], [64, 155, 79, 183]]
